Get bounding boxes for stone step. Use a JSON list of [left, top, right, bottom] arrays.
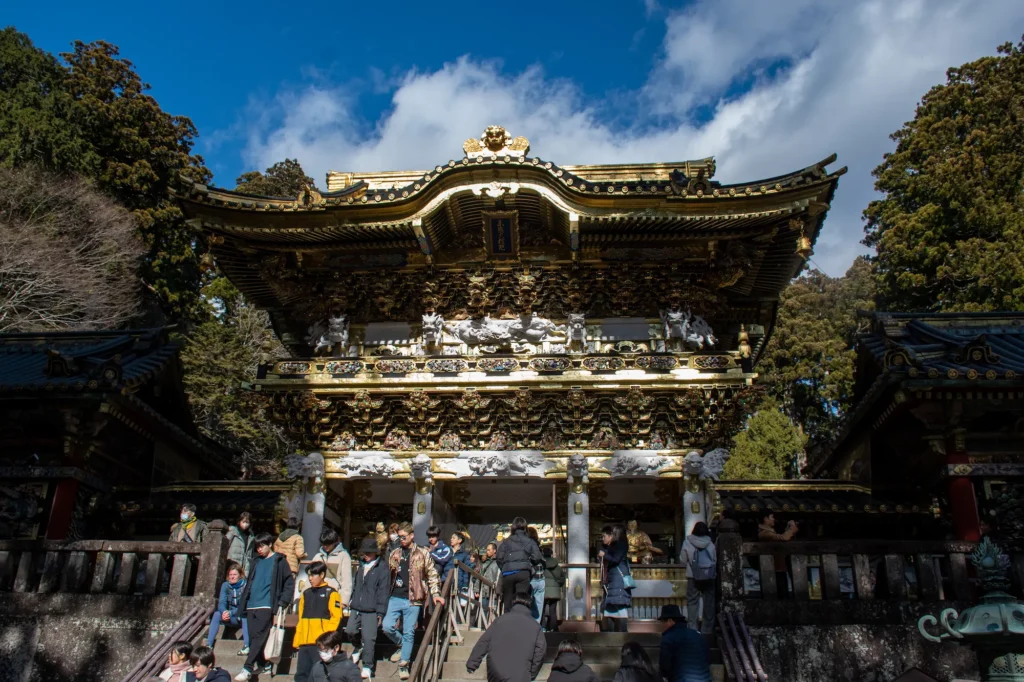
[[445, 645, 660, 664], [442, 663, 727, 682]]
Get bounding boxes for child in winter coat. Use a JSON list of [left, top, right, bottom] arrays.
[[158, 641, 193, 682], [189, 646, 231, 682], [312, 631, 362, 682], [293, 561, 343, 682]]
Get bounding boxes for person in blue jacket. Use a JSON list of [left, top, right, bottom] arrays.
[[658, 605, 711, 682], [443, 531, 475, 593], [206, 564, 249, 654], [427, 525, 453, 579]]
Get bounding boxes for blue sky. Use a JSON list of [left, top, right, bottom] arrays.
[[5, 0, 1024, 276]]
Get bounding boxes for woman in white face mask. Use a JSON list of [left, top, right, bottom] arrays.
[[311, 631, 361, 682], [386, 522, 402, 556]]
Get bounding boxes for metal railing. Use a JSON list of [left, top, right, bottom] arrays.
[[117, 603, 214, 682], [411, 560, 501, 682]]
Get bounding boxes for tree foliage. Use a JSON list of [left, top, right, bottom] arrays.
[[0, 29, 212, 325], [235, 158, 315, 197], [724, 398, 809, 480], [0, 165, 143, 331], [181, 296, 294, 477], [757, 257, 874, 445], [864, 37, 1024, 312]]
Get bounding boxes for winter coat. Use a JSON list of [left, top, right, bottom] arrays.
[[430, 540, 454, 577], [311, 657, 362, 682], [225, 526, 255, 574], [660, 621, 711, 682], [757, 522, 796, 572], [601, 539, 632, 609], [476, 557, 501, 600], [680, 535, 716, 580], [496, 530, 543, 574], [548, 653, 599, 682], [274, 529, 307, 574], [187, 668, 231, 682], [293, 585, 343, 647], [238, 552, 295, 614], [216, 578, 247, 615], [314, 544, 353, 607], [612, 664, 660, 682], [168, 518, 208, 543], [445, 548, 474, 591], [543, 556, 564, 599], [388, 545, 441, 605], [159, 662, 191, 682], [466, 604, 546, 682], [350, 558, 390, 615]]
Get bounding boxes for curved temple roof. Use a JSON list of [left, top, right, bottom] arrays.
[[175, 127, 845, 358]]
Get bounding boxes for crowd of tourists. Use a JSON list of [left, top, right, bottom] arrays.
[[158, 505, 725, 682]]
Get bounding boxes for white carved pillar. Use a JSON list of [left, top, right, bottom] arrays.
[[566, 455, 590, 621], [682, 449, 731, 537], [411, 455, 434, 546], [301, 453, 326, 554]]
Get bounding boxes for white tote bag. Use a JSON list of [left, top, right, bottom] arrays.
[[263, 607, 286, 663]]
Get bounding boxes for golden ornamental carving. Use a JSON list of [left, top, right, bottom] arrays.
[[463, 126, 530, 159]]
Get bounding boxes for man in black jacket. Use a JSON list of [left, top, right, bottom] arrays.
[[466, 590, 546, 682], [234, 532, 296, 681], [496, 516, 543, 612], [347, 537, 391, 680]]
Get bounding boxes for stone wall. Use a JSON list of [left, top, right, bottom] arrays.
[[0, 594, 198, 682], [746, 623, 977, 682]]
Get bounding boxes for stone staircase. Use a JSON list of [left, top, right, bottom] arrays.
[[206, 625, 727, 681], [440, 631, 727, 682]]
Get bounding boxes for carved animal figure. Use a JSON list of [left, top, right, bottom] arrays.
[[336, 456, 397, 478], [422, 312, 445, 348], [683, 448, 731, 481], [610, 455, 667, 476], [284, 453, 325, 479], [309, 315, 349, 356], [410, 454, 433, 483], [566, 453, 589, 486], [469, 454, 510, 476], [661, 309, 687, 342], [686, 314, 718, 349], [508, 453, 544, 474]]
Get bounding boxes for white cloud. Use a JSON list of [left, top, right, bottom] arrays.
[[235, 0, 1024, 277]]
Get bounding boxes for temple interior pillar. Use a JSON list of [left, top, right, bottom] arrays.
[[413, 477, 433, 546], [947, 429, 981, 542], [300, 453, 326, 555], [566, 478, 589, 621]]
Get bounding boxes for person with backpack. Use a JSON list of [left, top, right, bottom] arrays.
[[680, 522, 716, 634], [496, 516, 543, 612]]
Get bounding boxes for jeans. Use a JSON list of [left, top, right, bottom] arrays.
[[529, 576, 545, 623], [383, 596, 420, 664], [686, 578, 716, 634], [207, 609, 249, 647]]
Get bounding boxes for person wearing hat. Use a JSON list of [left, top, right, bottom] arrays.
[[657, 605, 711, 682], [347, 537, 391, 680], [465, 583, 547, 682]]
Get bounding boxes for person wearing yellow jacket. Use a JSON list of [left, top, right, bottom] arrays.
[[293, 561, 343, 682]]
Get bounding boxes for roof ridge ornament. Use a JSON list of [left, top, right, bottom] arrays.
[[463, 125, 530, 159]]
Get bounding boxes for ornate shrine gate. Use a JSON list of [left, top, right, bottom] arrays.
[[177, 126, 843, 622]]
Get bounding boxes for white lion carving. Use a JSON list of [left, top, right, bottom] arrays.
[[422, 313, 444, 348], [566, 452, 589, 485], [683, 448, 730, 481], [308, 315, 349, 357], [567, 314, 587, 353]]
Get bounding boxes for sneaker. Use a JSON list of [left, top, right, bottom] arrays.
[[237, 646, 250, 656], [399, 663, 410, 680], [352, 648, 363, 664], [361, 667, 372, 679], [233, 671, 251, 682], [389, 651, 402, 663], [260, 662, 274, 677]]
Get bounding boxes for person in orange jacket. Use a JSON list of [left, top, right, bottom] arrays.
[[292, 561, 343, 682]]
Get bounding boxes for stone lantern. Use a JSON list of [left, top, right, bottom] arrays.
[[918, 538, 1024, 681]]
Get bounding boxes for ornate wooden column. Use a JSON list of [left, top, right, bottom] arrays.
[[566, 455, 589, 621], [946, 428, 981, 542]]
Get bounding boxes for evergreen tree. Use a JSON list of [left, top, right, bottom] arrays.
[[724, 398, 808, 480], [0, 29, 213, 325], [235, 158, 316, 197], [757, 257, 874, 445], [864, 36, 1024, 312]]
